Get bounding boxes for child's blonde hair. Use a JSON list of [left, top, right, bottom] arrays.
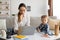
[[41, 15, 48, 19]]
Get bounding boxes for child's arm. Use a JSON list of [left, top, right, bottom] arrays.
[[36, 27, 40, 32], [36, 24, 42, 32], [37, 28, 40, 32], [42, 24, 49, 37]]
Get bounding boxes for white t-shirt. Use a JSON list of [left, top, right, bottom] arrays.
[[14, 13, 30, 30]]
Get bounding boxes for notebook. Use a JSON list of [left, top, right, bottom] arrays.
[[14, 35, 27, 39], [14, 35, 28, 40]]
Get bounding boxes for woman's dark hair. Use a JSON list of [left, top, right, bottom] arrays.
[[18, 3, 26, 10], [18, 3, 26, 22]]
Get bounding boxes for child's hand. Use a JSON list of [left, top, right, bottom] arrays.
[[37, 28, 40, 32], [42, 34, 49, 38]]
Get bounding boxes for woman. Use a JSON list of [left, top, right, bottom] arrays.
[[14, 3, 30, 34]]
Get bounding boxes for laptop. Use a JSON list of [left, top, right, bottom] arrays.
[[21, 26, 36, 35]]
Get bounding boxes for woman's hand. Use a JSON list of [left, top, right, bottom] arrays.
[[17, 27, 22, 35], [20, 14, 24, 21]]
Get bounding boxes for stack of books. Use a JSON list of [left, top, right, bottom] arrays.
[[13, 35, 28, 40]]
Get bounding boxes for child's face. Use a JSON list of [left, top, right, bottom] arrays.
[[41, 17, 48, 24]]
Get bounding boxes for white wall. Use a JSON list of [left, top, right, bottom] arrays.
[[10, 0, 48, 17], [53, 0, 60, 19]]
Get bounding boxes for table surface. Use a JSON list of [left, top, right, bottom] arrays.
[[7, 32, 60, 40]]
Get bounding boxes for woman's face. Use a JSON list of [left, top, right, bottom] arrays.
[[19, 7, 26, 14]]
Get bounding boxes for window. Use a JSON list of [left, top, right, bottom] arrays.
[[53, 0, 60, 19]]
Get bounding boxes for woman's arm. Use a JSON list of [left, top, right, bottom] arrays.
[[14, 15, 23, 30], [26, 14, 30, 26], [14, 16, 23, 34]]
